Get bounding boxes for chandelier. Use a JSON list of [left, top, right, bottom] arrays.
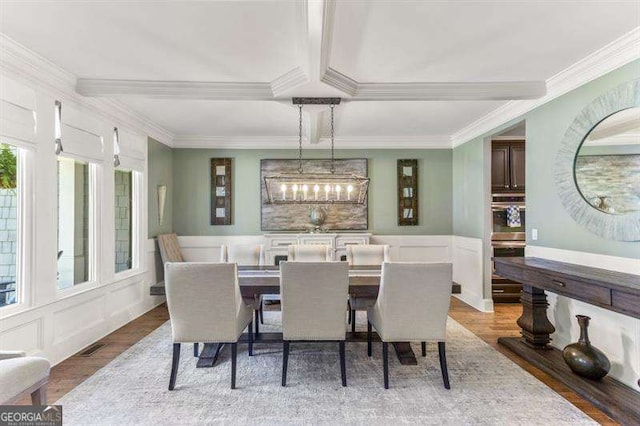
[[264, 98, 369, 204]]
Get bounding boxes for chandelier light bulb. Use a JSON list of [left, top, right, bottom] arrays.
[[314, 184, 320, 200], [280, 184, 287, 201], [302, 184, 309, 200], [335, 184, 342, 201], [347, 184, 353, 201]]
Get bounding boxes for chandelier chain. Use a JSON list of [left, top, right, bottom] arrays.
[[330, 103, 335, 174], [298, 104, 303, 173]]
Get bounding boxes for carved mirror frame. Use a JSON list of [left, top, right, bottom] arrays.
[[554, 79, 640, 241]]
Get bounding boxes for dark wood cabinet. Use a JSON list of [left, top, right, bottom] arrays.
[[492, 141, 525, 192]]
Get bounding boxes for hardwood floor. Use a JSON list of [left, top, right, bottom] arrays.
[[19, 299, 615, 424]]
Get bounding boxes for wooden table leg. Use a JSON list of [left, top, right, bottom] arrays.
[[196, 343, 224, 368], [517, 284, 556, 348], [392, 342, 418, 365]]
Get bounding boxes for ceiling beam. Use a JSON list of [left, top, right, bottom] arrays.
[[76, 79, 274, 100]]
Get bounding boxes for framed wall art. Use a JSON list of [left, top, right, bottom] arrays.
[[211, 158, 232, 225], [398, 159, 418, 226]]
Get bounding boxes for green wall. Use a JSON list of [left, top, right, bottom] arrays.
[[453, 59, 640, 259], [452, 137, 484, 238], [171, 149, 452, 236], [147, 138, 173, 237]]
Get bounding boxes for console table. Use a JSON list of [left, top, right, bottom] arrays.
[[493, 257, 640, 425]]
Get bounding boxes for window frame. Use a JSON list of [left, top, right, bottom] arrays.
[[113, 167, 141, 279], [0, 144, 33, 315], [55, 155, 100, 295]]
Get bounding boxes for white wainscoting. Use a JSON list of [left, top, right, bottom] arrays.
[[451, 236, 493, 313], [178, 235, 266, 262], [172, 234, 488, 310], [0, 241, 164, 366], [526, 245, 640, 389]]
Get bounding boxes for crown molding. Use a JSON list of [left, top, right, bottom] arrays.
[[270, 67, 308, 98], [451, 27, 640, 148], [0, 33, 174, 145], [321, 67, 357, 96], [172, 134, 451, 149]]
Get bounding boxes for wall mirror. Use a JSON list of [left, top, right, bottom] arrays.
[[555, 79, 640, 241], [574, 107, 640, 215]]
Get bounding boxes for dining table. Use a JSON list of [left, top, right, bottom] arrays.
[[150, 265, 418, 368]]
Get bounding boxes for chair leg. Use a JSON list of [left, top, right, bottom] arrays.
[[282, 340, 290, 387], [382, 342, 389, 389], [438, 341, 451, 390], [193, 343, 199, 358], [421, 342, 426, 357], [339, 341, 347, 387], [248, 321, 253, 356], [351, 310, 356, 333], [231, 342, 238, 389], [259, 303, 264, 324], [367, 321, 372, 357], [254, 309, 260, 336], [347, 301, 351, 324], [30, 385, 47, 405], [169, 343, 180, 390]]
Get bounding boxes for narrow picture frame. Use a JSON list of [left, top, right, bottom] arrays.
[[398, 159, 418, 226], [211, 158, 232, 225]]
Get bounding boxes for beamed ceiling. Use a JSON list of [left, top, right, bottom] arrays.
[[0, 0, 638, 148]]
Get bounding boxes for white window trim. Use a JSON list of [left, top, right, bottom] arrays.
[[113, 169, 142, 280], [55, 159, 101, 298], [0, 146, 33, 316]]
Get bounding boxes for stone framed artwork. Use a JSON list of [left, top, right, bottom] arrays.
[[260, 158, 368, 231], [210, 158, 232, 225], [398, 159, 418, 226]]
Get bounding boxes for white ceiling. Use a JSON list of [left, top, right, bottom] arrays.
[[0, 0, 638, 148]]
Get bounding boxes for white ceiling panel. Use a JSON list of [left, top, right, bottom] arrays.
[[331, 100, 506, 137], [118, 98, 300, 136], [0, 1, 300, 81], [330, 1, 639, 82]]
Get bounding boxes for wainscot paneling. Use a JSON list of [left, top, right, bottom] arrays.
[[526, 245, 640, 389], [452, 236, 493, 313], [0, 242, 164, 366]]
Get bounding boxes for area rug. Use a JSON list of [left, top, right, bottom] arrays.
[[56, 312, 596, 425]]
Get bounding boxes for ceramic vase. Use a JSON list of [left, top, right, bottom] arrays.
[[562, 315, 611, 380]]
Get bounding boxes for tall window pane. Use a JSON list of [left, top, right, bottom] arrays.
[[57, 157, 90, 289], [0, 143, 19, 307], [115, 169, 132, 273]]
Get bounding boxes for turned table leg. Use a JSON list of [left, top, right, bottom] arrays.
[[517, 284, 556, 348]]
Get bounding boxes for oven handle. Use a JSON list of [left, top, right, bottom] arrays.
[[491, 241, 526, 248]]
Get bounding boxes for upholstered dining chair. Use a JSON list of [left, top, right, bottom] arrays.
[[280, 261, 349, 387], [221, 244, 266, 330], [165, 262, 253, 390], [346, 244, 390, 333], [287, 244, 332, 262], [0, 351, 50, 405], [367, 262, 453, 389]]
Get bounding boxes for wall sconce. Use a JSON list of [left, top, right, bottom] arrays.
[[157, 185, 167, 225]]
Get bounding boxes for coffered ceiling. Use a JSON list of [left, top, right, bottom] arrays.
[[0, 0, 638, 148]]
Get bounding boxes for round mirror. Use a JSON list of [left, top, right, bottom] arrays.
[[574, 107, 640, 216], [555, 79, 640, 241]]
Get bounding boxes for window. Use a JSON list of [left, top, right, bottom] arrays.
[[114, 169, 133, 273], [57, 157, 91, 289], [0, 143, 19, 307]]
